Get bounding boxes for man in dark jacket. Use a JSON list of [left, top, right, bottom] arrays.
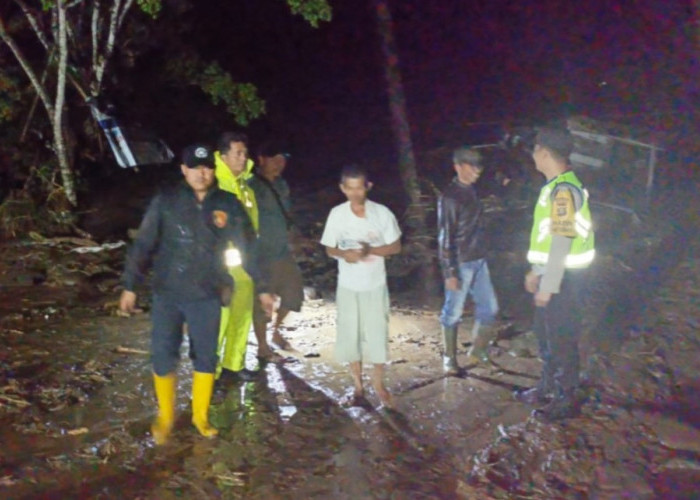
[[249, 140, 304, 360], [119, 143, 272, 445], [437, 147, 499, 375]]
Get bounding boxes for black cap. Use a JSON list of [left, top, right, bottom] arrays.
[[258, 139, 291, 159], [181, 143, 215, 169], [452, 146, 484, 167], [535, 127, 573, 160]]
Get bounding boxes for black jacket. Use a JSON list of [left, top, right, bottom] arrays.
[[437, 178, 487, 279], [122, 182, 262, 300]]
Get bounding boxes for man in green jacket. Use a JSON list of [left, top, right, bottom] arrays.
[[214, 131, 266, 382]]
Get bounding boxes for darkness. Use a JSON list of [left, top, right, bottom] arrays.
[[125, 0, 697, 183]]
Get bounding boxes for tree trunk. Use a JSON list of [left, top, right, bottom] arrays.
[[372, 0, 439, 295], [695, 0, 700, 50], [54, 1, 77, 206], [371, 0, 421, 208]]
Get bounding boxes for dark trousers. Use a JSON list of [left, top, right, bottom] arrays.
[[533, 270, 586, 396], [150, 294, 221, 376]]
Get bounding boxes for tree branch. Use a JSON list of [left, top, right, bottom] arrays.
[[54, 0, 78, 206], [91, 0, 100, 84], [92, 0, 119, 94], [54, 1, 68, 141], [92, 0, 134, 96], [117, 0, 135, 28], [0, 14, 54, 119], [14, 0, 51, 51], [20, 48, 56, 143]]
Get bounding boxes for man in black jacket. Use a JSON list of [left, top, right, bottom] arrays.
[[120, 143, 272, 445], [249, 140, 304, 360], [437, 147, 499, 375]]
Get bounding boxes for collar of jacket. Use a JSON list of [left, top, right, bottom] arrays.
[[452, 176, 476, 189], [179, 180, 218, 200], [214, 151, 254, 193], [213, 152, 260, 232]]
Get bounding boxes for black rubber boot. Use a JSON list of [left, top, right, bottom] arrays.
[[218, 367, 259, 384], [466, 321, 493, 364], [533, 392, 580, 421], [441, 325, 459, 375], [533, 372, 580, 421], [514, 366, 554, 404], [515, 386, 550, 405]]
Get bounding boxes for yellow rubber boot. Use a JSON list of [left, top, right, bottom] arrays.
[[192, 371, 218, 438], [151, 372, 176, 445]]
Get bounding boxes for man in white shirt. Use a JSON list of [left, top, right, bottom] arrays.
[[320, 165, 402, 408]]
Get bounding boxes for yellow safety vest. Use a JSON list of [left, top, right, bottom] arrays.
[[527, 170, 595, 268]]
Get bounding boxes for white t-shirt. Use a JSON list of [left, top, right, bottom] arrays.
[[320, 200, 402, 292]]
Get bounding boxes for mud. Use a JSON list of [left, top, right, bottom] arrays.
[[1, 176, 699, 498]]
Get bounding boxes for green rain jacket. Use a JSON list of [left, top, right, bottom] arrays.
[[214, 153, 259, 233]]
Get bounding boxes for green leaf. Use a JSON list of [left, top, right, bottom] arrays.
[[285, 0, 332, 27], [136, 0, 162, 18], [165, 58, 266, 126]]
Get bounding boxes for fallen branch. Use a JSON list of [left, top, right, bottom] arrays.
[[114, 346, 148, 355], [66, 427, 89, 436], [0, 393, 31, 408]]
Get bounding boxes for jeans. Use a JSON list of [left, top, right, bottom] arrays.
[[439, 259, 499, 328]]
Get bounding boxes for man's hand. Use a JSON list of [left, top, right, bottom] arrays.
[[342, 249, 364, 263], [524, 271, 540, 294], [445, 277, 460, 291], [119, 290, 137, 314], [258, 293, 276, 318], [359, 242, 371, 258], [534, 291, 552, 307]]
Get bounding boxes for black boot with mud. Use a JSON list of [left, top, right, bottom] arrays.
[[514, 385, 552, 405], [514, 379, 553, 405], [533, 392, 581, 422], [218, 367, 259, 385]]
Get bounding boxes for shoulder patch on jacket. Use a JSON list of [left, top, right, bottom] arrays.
[[212, 210, 228, 228], [550, 188, 576, 237]]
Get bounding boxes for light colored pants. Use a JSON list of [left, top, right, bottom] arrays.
[[335, 285, 390, 364]]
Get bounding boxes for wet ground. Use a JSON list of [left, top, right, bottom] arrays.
[[1, 177, 699, 499]]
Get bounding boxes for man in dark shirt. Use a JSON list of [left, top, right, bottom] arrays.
[[249, 140, 304, 360], [120, 143, 272, 445], [437, 147, 499, 375]]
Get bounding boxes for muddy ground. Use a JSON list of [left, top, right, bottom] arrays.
[[1, 173, 699, 499]]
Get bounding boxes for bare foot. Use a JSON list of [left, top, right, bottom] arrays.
[[257, 348, 284, 363], [271, 331, 293, 351], [341, 389, 366, 407], [374, 386, 395, 410]]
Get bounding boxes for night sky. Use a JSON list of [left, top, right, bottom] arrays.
[[140, 0, 697, 180]]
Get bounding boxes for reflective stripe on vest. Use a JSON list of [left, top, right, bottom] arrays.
[[527, 248, 596, 268]]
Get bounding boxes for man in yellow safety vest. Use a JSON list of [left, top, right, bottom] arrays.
[[515, 127, 595, 421]]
